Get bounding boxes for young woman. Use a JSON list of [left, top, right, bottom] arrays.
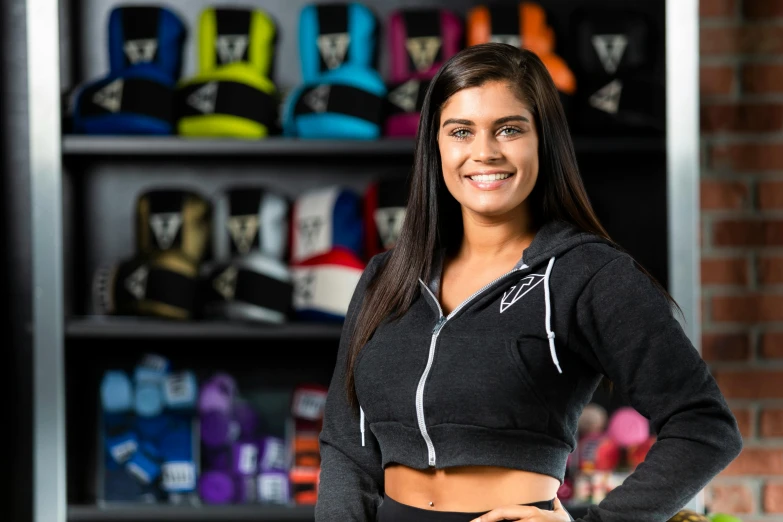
[[315, 44, 742, 522]]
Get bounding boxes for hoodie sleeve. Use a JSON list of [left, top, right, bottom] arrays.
[[570, 254, 743, 522], [315, 253, 386, 522]]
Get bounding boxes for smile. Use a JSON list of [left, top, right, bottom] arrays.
[[468, 173, 512, 181]]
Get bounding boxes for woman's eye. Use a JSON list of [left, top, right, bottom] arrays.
[[499, 127, 521, 137], [451, 129, 471, 139]]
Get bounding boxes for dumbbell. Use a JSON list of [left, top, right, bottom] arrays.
[[163, 371, 198, 411], [258, 470, 291, 504], [258, 436, 287, 473], [101, 371, 133, 413], [160, 421, 197, 494]]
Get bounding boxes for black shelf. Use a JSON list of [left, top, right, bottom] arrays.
[[61, 135, 665, 158], [62, 136, 416, 157], [68, 504, 315, 521], [66, 317, 343, 340]]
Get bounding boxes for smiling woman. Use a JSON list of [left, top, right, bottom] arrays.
[[315, 43, 742, 522]]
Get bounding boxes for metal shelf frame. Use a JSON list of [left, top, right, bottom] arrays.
[[23, 0, 702, 521]]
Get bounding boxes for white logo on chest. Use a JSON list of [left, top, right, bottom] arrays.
[[500, 274, 545, 313]]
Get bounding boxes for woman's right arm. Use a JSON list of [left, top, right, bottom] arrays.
[[315, 254, 387, 521]]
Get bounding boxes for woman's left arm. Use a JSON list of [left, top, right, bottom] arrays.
[[569, 254, 743, 522]]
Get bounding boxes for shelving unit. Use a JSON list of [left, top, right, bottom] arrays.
[[15, 0, 702, 521]]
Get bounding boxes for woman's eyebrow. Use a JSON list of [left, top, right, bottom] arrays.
[[441, 115, 530, 128]]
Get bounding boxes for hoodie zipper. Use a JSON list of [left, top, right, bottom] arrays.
[[415, 264, 527, 467]]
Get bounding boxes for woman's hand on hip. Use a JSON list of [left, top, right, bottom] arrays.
[[470, 497, 571, 522]]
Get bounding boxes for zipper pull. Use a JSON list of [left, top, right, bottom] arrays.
[[432, 316, 446, 334]]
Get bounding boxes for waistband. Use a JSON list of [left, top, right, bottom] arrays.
[[377, 494, 554, 522]]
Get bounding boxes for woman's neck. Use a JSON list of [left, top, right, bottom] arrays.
[[456, 207, 536, 263]]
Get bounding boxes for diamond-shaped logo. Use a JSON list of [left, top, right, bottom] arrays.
[[317, 33, 350, 69], [149, 212, 182, 250], [388, 80, 420, 113], [213, 265, 238, 301], [499, 274, 545, 313], [294, 270, 316, 303], [589, 79, 623, 114], [591, 34, 628, 75], [374, 207, 406, 250], [406, 37, 441, 71], [304, 85, 330, 113], [227, 215, 260, 254], [93, 79, 124, 113], [188, 82, 219, 114], [124, 38, 158, 64], [125, 264, 149, 300], [216, 34, 249, 64]]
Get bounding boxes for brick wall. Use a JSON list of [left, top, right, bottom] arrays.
[[700, 0, 783, 519]]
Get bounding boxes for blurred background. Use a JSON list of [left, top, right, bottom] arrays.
[[0, 0, 776, 521]]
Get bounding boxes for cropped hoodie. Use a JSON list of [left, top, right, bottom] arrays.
[[315, 220, 743, 522]]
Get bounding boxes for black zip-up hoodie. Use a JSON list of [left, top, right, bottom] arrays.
[[316, 220, 743, 522]]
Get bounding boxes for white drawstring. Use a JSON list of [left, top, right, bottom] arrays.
[[543, 256, 562, 374], [360, 407, 366, 446]]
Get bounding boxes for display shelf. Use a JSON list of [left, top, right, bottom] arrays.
[[61, 135, 665, 158], [67, 504, 315, 521], [65, 316, 343, 340]]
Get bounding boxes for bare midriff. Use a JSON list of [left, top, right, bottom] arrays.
[[383, 464, 560, 512]]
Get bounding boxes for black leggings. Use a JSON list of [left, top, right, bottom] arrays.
[[377, 494, 555, 522]]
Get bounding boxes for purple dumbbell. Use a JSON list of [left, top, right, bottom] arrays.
[[200, 410, 240, 449], [198, 470, 235, 505], [258, 436, 287, 473], [198, 374, 237, 414], [232, 441, 259, 476]]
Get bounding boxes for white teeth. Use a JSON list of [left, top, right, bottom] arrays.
[[469, 173, 511, 182]]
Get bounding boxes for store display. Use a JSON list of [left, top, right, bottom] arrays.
[[108, 5, 187, 81], [388, 9, 463, 82], [383, 78, 430, 137], [198, 7, 277, 77], [291, 248, 364, 321], [175, 63, 280, 138], [72, 64, 175, 135], [298, 2, 377, 82], [136, 188, 212, 263], [213, 187, 289, 262], [364, 176, 408, 258], [284, 64, 386, 139]]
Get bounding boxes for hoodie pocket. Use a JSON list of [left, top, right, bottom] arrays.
[[506, 339, 553, 415]]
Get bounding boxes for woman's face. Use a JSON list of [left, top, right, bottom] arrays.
[[438, 80, 539, 220]]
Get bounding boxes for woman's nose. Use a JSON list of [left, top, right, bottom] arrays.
[[471, 132, 501, 162]]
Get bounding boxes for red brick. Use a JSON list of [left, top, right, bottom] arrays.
[[701, 26, 783, 55], [701, 180, 749, 210], [764, 482, 783, 513], [759, 181, 783, 210], [702, 332, 751, 361], [711, 143, 783, 171], [713, 220, 783, 247], [702, 65, 736, 96], [702, 258, 749, 285], [744, 0, 783, 18], [731, 408, 753, 438], [759, 257, 783, 285], [707, 483, 755, 513], [722, 448, 783, 475], [761, 409, 783, 437], [701, 0, 737, 17], [712, 294, 783, 322], [702, 103, 783, 133], [761, 332, 783, 358], [715, 370, 783, 398], [743, 63, 783, 94]]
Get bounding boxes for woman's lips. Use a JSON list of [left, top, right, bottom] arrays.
[[465, 173, 515, 190]]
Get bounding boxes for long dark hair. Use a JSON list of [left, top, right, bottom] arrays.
[[345, 43, 678, 407]]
